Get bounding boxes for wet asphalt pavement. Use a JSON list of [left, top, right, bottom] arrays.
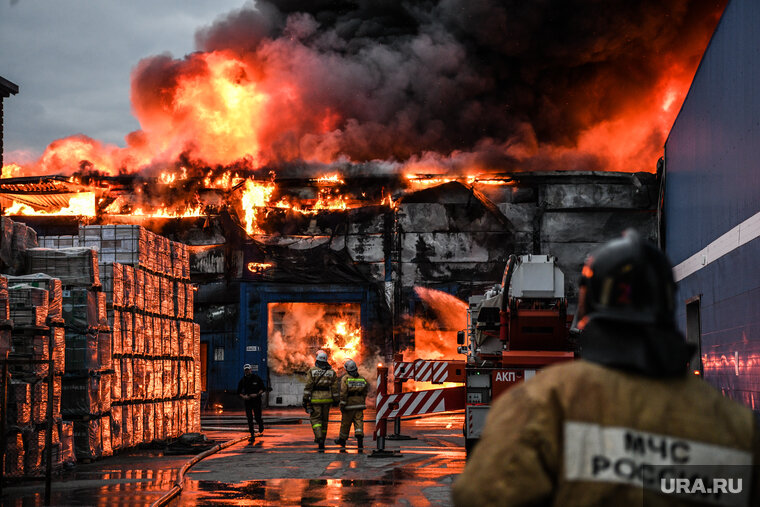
[[1, 409, 465, 506]]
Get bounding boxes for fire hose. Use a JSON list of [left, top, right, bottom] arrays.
[[150, 435, 249, 507]]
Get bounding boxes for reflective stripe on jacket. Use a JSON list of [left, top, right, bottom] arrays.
[[452, 360, 760, 507], [303, 366, 339, 405], [340, 374, 369, 410]]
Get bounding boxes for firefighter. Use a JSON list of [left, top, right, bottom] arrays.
[[237, 364, 266, 442], [453, 230, 760, 506], [303, 350, 339, 450], [334, 358, 369, 450]]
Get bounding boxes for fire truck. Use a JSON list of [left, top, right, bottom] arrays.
[[374, 254, 575, 455], [458, 254, 575, 453]]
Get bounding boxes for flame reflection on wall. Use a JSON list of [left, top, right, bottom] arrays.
[[406, 287, 468, 361]]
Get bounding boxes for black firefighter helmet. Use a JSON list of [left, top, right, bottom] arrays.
[[574, 229, 694, 377]]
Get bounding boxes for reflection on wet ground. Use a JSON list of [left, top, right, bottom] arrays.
[[181, 411, 465, 506], [0, 410, 464, 506]]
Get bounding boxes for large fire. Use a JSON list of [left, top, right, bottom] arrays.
[[405, 287, 468, 362], [267, 302, 368, 375], [2, 2, 727, 187]]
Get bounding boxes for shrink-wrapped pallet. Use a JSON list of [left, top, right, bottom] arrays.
[[99, 262, 123, 308], [61, 375, 100, 417], [11, 333, 50, 377], [121, 311, 133, 354], [174, 280, 186, 320], [79, 225, 147, 267], [179, 399, 187, 434], [169, 320, 179, 357], [8, 284, 48, 327], [112, 360, 122, 400], [110, 407, 122, 451], [110, 309, 122, 355], [123, 265, 135, 309], [121, 358, 133, 400], [7, 274, 63, 321], [144, 360, 155, 400], [65, 332, 98, 373], [122, 405, 133, 448], [162, 318, 171, 356], [163, 400, 173, 439], [170, 242, 182, 279], [144, 402, 155, 443], [133, 313, 144, 355], [0, 275, 9, 321], [164, 360, 175, 399], [144, 314, 153, 356], [101, 374, 112, 413], [133, 358, 145, 400], [51, 325, 65, 374], [62, 287, 100, 331], [60, 421, 75, 464], [101, 414, 113, 457], [185, 285, 194, 320], [133, 403, 144, 445], [27, 247, 99, 287], [31, 381, 48, 424], [37, 234, 79, 249], [186, 359, 194, 396], [53, 376, 62, 418], [153, 358, 163, 398], [133, 268, 144, 311], [23, 429, 45, 476], [98, 328, 112, 370], [154, 401, 164, 441], [4, 432, 24, 477], [73, 419, 101, 460], [7, 381, 31, 426], [143, 273, 155, 314], [160, 277, 173, 317]]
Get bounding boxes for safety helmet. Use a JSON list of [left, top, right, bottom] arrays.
[[344, 359, 358, 375], [243, 364, 252, 371], [315, 350, 328, 363], [575, 229, 677, 330]]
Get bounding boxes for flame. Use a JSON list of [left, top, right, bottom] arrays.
[[406, 287, 468, 361], [1, 163, 23, 179], [247, 262, 273, 274], [267, 302, 364, 375], [240, 178, 275, 234], [3, 192, 97, 217]]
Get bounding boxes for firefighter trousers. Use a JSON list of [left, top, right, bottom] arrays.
[[338, 408, 364, 439], [310, 403, 331, 440]]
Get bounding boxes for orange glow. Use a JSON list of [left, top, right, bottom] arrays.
[[267, 303, 374, 377], [3, 192, 97, 217], [407, 287, 468, 361], [1, 163, 23, 179], [240, 178, 275, 234], [247, 262, 273, 273]]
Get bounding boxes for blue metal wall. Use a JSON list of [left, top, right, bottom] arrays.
[[665, 0, 760, 408], [203, 283, 379, 392]]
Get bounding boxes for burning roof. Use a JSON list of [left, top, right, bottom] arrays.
[[2, 1, 727, 185]]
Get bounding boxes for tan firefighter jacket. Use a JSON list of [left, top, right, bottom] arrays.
[[339, 374, 369, 410], [303, 365, 339, 405], [453, 360, 760, 507]]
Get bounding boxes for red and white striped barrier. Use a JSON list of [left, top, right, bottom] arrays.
[[374, 386, 464, 439], [392, 359, 466, 383]]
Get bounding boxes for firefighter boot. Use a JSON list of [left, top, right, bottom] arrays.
[[334, 437, 346, 447], [318, 438, 326, 450], [356, 435, 363, 449]]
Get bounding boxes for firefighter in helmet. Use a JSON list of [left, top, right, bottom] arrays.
[[303, 350, 339, 450], [453, 230, 760, 506], [334, 358, 369, 450]]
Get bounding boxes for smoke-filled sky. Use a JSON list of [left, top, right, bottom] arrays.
[[0, 0, 726, 175]]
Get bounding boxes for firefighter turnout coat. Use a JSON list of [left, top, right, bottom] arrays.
[[338, 374, 369, 439], [452, 360, 760, 507], [303, 364, 339, 440]]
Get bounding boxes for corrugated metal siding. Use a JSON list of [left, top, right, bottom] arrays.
[[666, 0, 760, 406], [666, 0, 760, 264]]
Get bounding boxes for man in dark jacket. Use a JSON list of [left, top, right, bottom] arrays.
[[453, 230, 760, 506], [237, 363, 266, 442]]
